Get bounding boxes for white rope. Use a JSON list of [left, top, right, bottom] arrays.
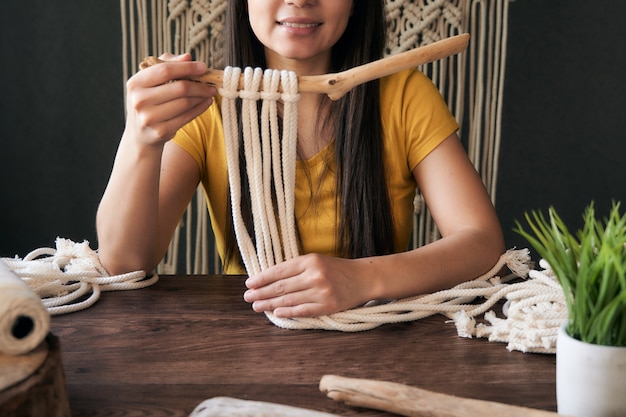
[[2, 237, 157, 315], [454, 258, 568, 353], [280, 70, 301, 260], [213, 62, 564, 353], [157, 2, 553, 354], [219, 67, 301, 276], [261, 249, 566, 353], [264, 249, 518, 328], [220, 66, 256, 275], [261, 69, 285, 266]]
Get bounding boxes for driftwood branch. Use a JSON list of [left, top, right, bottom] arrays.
[[319, 375, 561, 417], [140, 34, 470, 100]]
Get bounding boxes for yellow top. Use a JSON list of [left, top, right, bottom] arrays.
[[173, 69, 459, 274]]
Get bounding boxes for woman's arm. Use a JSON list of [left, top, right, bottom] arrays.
[[244, 134, 505, 317], [361, 133, 505, 299], [96, 54, 216, 275]]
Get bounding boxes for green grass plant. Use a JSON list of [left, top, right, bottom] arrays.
[[515, 202, 626, 347]]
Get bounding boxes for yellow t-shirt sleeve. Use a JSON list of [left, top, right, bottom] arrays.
[[171, 98, 224, 179], [380, 69, 460, 172]]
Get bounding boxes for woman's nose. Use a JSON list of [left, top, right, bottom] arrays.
[[285, 0, 316, 7]]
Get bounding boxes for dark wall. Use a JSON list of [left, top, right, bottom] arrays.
[[2, 1, 625, 258], [498, 0, 626, 250], [0, 0, 124, 256]]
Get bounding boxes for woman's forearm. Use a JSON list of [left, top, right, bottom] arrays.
[[243, 225, 505, 318], [357, 226, 505, 302], [96, 134, 165, 275]]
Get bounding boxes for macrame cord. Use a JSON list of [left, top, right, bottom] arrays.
[[217, 65, 566, 354], [220, 67, 301, 275], [2, 238, 157, 315]]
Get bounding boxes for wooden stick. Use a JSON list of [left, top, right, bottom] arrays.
[[319, 375, 562, 417], [140, 33, 469, 100]]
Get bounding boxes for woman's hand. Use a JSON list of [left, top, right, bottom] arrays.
[[97, 53, 212, 275], [124, 53, 216, 147], [243, 254, 373, 318]]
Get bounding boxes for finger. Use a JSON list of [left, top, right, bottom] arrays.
[[243, 266, 317, 304], [133, 60, 208, 88], [245, 260, 304, 289], [244, 279, 304, 303], [273, 303, 323, 318], [139, 79, 216, 109], [248, 288, 311, 313], [244, 270, 279, 290], [127, 79, 214, 129], [136, 96, 213, 141], [144, 95, 213, 125], [158, 52, 192, 62]]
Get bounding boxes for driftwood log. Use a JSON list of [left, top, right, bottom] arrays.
[[0, 334, 70, 417], [320, 375, 561, 417]]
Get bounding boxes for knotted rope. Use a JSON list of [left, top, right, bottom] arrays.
[[218, 67, 567, 353], [220, 67, 301, 276], [2, 237, 157, 315]]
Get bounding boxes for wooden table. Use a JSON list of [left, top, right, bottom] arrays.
[[50, 275, 557, 416]]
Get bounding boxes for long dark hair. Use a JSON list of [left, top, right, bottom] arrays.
[[223, 1, 394, 270]]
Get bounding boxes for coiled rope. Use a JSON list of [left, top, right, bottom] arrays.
[[219, 67, 567, 353], [2, 237, 157, 315]]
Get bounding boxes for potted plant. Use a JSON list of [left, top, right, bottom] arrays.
[[515, 201, 626, 417]]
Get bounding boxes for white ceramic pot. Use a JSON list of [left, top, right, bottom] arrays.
[[557, 324, 626, 417]]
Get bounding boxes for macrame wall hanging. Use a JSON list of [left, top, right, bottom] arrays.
[[120, 0, 510, 275]]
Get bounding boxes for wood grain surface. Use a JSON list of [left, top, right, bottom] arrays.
[[0, 335, 70, 417], [50, 275, 557, 417]]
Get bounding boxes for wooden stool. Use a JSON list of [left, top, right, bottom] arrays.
[[0, 334, 70, 417]]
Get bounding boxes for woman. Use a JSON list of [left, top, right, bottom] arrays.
[[96, 0, 505, 319]]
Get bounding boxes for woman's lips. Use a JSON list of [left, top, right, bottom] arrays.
[[279, 21, 321, 28]]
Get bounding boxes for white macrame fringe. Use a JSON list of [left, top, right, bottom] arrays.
[[451, 257, 567, 353], [2, 237, 157, 315]]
